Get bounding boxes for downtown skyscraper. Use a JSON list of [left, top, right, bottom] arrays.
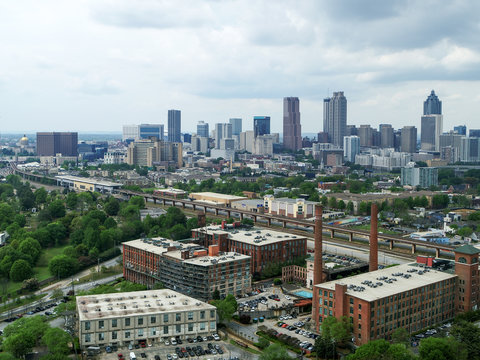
[[323, 91, 347, 148], [168, 110, 181, 142], [283, 97, 302, 151], [424, 90, 442, 115], [421, 90, 442, 152]]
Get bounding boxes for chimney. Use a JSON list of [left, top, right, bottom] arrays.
[[369, 203, 378, 272], [313, 205, 323, 285], [209, 244, 219, 257]]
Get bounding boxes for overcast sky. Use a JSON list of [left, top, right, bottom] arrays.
[[1, 0, 480, 134]]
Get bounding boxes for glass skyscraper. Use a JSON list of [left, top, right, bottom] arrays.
[[253, 116, 270, 137], [283, 97, 302, 151], [168, 110, 181, 142], [323, 91, 347, 148], [197, 121, 209, 138], [229, 118, 242, 136], [424, 90, 442, 115]]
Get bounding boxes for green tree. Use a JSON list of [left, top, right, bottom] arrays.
[[47, 199, 66, 218], [65, 192, 78, 210], [212, 289, 220, 300], [347, 201, 354, 214], [432, 194, 449, 209], [458, 227, 473, 237], [104, 198, 120, 216], [315, 336, 337, 359], [18, 238, 42, 263], [347, 339, 414, 360], [34, 187, 48, 204], [391, 327, 409, 346], [358, 201, 368, 215], [258, 343, 293, 360], [42, 327, 71, 357], [49, 255, 78, 278], [328, 197, 337, 209], [3, 316, 49, 359], [321, 316, 352, 346], [321, 196, 328, 207], [212, 294, 237, 322], [338, 200, 346, 210], [10, 259, 33, 282], [418, 337, 467, 360], [451, 320, 480, 360], [255, 337, 270, 350]]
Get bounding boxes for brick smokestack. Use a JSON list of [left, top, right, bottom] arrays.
[[314, 205, 323, 285], [312, 205, 323, 330], [369, 203, 378, 272]]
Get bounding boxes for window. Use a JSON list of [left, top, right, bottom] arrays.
[[85, 334, 91, 343], [138, 318, 144, 326], [151, 316, 156, 324], [99, 333, 105, 341], [99, 320, 104, 329], [125, 318, 131, 326], [125, 331, 131, 339], [163, 314, 169, 323], [176, 313, 181, 322], [85, 321, 91, 331], [138, 329, 144, 337], [210, 321, 216, 330], [349, 298, 354, 304], [150, 327, 157, 336], [210, 310, 215, 318], [187, 312, 194, 320], [200, 322, 206, 331], [112, 319, 117, 328], [176, 324, 181, 333], [188, 323, 194, 332], [112, 331, 117, 340], [358, 304, 362, 310], [200, 311, 205, 319], [163, 326, 169, 335]]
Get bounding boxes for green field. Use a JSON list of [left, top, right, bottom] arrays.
[[349, 224, 398, 235]]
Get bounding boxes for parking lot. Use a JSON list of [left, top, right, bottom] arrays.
[[100, 336, 249, 360], [237, 288, 293, 313]]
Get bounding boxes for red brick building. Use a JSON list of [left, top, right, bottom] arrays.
[[191, 226, 307, 274]]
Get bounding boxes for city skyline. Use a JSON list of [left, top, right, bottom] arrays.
[[1, 1, 480, 133]]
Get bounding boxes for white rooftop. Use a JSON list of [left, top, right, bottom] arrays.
[[165, 250, 250, 267], [315, 262, 456, 302], [123, 238, 200, 256], [55, 175, 122, 187], [195, 225, 306, 246], [190, 192, 247, 201], [76, 289, 215, 321]]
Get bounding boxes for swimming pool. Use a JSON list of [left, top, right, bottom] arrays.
[[294, 290, 313, 298]]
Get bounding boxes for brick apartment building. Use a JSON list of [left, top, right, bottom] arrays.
[[123, 238, 251, 301], [191, 226, 307, 274], [313, 245, 480, 345]]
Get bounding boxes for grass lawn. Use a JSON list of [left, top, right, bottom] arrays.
[[349, 224, 398, 235]]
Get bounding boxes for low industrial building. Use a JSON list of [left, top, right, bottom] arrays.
[[263, 195, 317, 219], [123, 238, 251, 301], [153, 188, 187, 198], [189, 192, 247, 206], [55, 175, 122, 193], [231, 199, 264, 212], [191, 226, 307, 274], [77, 289, 217, 349]]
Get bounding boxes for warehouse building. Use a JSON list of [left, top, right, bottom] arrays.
[[191, 226, 307, 274], [55, 175, 122, 193], [263, 195, 317, 219], [77, 289, 216, 349], [189, 192, 247, 206], [123, 238, 251, 301]]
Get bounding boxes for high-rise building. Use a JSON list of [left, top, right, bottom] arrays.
[[379, 124, 394, 148], [214, 123, 233, 150], [283, 97, 302, 151], [229, 118, 242, 136], [460, 137, 480, 163], [346, 125, 357, 136], [36, 132, 78, 156], [343, 136, 360, 163], [138, 124, 164, 140], [358, 125, 373, 147], [393, 130, 402, 152], [323, 91, 347, 147], [240, 131, 255, 153], [454, 125, 466, 136], [401, 126, 417, 153], [126, 139, 182, 168], [421, 115, 443, 151], [469, 129, 480, 137], [253, 116, 270, 138], [168, 110, 181, 142], [424, 90, 442, 115], [401, 164, 438, 187], [197, 121, 209, 138], [122, 125, 139, 141]]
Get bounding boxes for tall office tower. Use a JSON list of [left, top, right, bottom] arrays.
[[372, 129, 381, 147], [424, 90, 442, 115], [323, 91, 347, 147], [36, 132, 78, 156], [379, 124, 394, 148], [460, 137, 480, 163], [394, 130, 402, 151], [253, 116, 270, 137], [229, 118, 242, 136], [358, 125, 373, 147], [346, 125, 357, 136], [440, 132, 462, 163], [122, 125, 139, 141], [454, 125, 466, 136], [214, 123, 233, 149], [317, 132, 329, 143], [470, 129, 480, 137], [168, 110, 181, 142], [421, 115, 443, 151], [401, 126, 417, 153], [197, 121, 209, 138], [138, 124, 164, 140], [240, 131, 255, 153], [283, 97, 302, 151], [343, 136, 360, 162]]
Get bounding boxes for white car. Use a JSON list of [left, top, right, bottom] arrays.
[[285, 295, 291, 300]]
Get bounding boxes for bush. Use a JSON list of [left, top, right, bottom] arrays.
[[273, 278, 283, 285]]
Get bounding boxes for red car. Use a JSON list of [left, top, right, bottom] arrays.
[[117, 354, 124, 359]]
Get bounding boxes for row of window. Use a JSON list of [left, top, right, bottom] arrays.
[[84, 310, 215, 331]]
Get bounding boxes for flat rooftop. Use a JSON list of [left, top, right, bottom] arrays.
[[123, 238, 200, 256], [190, 192, 247, 201], [76, 289, 215, 321], [315, 262, 456, 302], [194, 225, 306, 246], [165, 250, 250, 266], [55, 175, 122, 187], [326, 190, 438, 202], [268, 197, 318, 205]]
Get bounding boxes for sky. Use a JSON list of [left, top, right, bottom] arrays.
[[1, 0, 480, 135]]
